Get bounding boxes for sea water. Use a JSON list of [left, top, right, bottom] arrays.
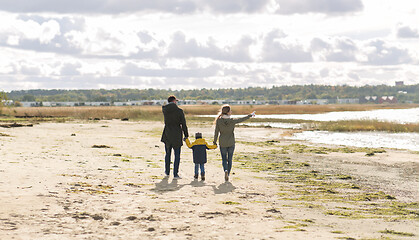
[[200, 108, 419, 151]]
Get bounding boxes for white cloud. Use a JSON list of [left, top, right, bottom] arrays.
[[202, 0, 273, 14], [60, 62, 81, 76], [166, 31, 254, 62], [122, 62, 221, 78], [362, 40, 412, 65], [397, 25, 419, 38], [20, 65, 41, 75], [0, 0, 277, 14], [39, 20, 60, 44], [276, 0, 363, 15], [261, 29, 313, 62], [0, 1, 418, 91], [311, 37, 358, 62]]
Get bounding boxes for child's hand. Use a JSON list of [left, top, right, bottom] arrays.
[[183, 137, 188, 141]]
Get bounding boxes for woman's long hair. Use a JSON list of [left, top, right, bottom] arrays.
[[214, 104, 231, 124]]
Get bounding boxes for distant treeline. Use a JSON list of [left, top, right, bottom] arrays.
[[6, 84, 419, 103]]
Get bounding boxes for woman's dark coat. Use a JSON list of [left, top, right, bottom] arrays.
[[161, 103, 189, 148]]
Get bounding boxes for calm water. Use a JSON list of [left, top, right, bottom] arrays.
[[287, 131, 419, 151], [239, 122, 303, 129], [200, 108, 418, 123], [252, 107, 419, 124], [199, 107, 418, 151]]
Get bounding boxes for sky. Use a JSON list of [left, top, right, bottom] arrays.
[[0, 0, 418, 91]]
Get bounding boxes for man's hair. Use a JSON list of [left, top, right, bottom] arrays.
[[167, 95, 177, 103]]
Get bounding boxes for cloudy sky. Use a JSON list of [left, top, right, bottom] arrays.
[[0, 0, 418, 91]]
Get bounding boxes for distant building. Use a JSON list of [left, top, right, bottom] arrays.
[[84, 102, 111, 106], [21, 102, 42, 107], [1, 100, 14, 106], [337, 98, 359, 104], [297, 99, 329, 105], [395, 81, 404, 86], [361, 96, 379, 104], [379, 96, 397, 104]]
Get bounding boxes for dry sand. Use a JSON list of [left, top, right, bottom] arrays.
[[0, 120, 418, 239]]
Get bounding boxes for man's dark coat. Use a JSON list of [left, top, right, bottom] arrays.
[[161, 103, 189, 148]]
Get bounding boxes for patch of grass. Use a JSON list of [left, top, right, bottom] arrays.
[[92, 145, 111, 148], [350, 192, 396, 201], [337, 175, 352, 180], [222, 201, 240, 205], [326, 210, 355, 217], [124, 183, 147, 188], [379, 229, 415, 237], [66, 182, 114, 195], [301, 219, 314, 223], [283, 223, 308, 232], [280, 144, 387, 155], [360, 237, 392, 240], [235, 148, 418, 220], [317, 120, 419, 133], [150, 175, 163, 180], [236, 140, 278, 147], [147, 162, 160, 168]]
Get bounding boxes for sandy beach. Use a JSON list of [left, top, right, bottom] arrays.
[[0, 120, 418, 239]]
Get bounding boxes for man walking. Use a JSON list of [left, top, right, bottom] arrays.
[[161, 95, 189, 179]]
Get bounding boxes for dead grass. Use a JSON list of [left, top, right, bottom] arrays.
[[317, 120, 419, 133], [182, 104, 419, 115], [3, 104, 418, 120], [3, 106, 163, 120]]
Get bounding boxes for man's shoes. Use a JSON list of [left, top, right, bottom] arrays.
[[201, 174, 205, 181], [173, 175, 182, 180], [194, 174, 198, 180], [224, 171, 229, 181]]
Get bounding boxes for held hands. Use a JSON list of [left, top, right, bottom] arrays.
[[183, 137, 188, 141]]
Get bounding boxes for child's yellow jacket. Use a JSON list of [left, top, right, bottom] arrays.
[[185, 138, 217, 164]]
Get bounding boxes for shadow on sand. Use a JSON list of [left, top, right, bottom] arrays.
[[150, 176, 185, 193], [150, 176, 236, 195], [212, 182, 236, 194]]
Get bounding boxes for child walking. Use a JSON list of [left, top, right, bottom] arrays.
[[185, 132, 217, 181]]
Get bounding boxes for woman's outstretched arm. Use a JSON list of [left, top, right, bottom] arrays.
[[233, 111, 255, 124]]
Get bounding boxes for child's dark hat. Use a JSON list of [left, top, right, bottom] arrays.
[[195, 132, 202, 139]]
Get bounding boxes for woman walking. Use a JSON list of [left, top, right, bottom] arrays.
[[213, 105, 255, 181]]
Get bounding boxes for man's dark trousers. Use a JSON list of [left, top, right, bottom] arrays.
[[165, 144, 181, 176]]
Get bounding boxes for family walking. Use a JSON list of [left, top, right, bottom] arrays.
[[161, 95, 255, 181]]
